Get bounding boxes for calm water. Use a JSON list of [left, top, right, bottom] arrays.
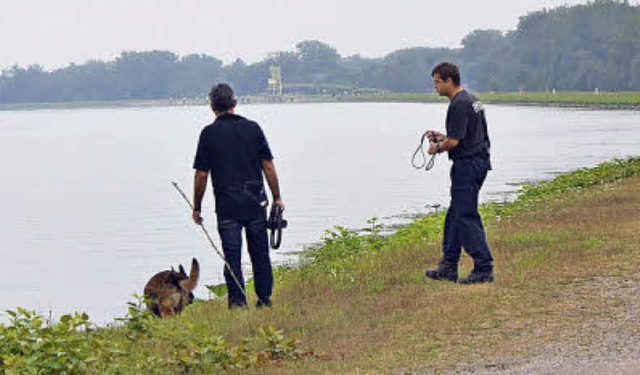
[[0, 103, 638, 324]]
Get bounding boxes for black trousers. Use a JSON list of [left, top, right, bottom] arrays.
[[442, 157, 494, 272], [217, 216, 273, 307]]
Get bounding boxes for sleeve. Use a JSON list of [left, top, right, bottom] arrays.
[[446, 101, 469, 141], [256, 125, 274, 161], [192, 129, 212, 171]]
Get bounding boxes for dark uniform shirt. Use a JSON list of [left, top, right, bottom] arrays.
[[193, 113, 273, 220], [446, 90, 491, 162]]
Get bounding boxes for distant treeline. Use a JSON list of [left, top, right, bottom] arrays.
[[1, 0, 639, 104]]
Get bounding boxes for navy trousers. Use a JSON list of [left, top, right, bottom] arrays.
[[442, 157, 494, 272], [217, 216, 273, 307]]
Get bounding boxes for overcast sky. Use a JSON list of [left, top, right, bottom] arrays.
[[1, 0, 634, 71]]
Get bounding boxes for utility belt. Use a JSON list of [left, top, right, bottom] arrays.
[[215, 181, 288, 249], [451, 142, 490, 161], [452, 153, 490, 161]]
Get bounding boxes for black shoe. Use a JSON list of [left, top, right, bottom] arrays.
[[256, 298, 272, 308], [228, 301, 248, 310], [458, 269, 494, 284], [425, 260, 458, 282]]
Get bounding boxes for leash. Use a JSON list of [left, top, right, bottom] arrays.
[[411, 133, 438, 171], [267, 204, 287, 249], [171, 181, 246, 298]]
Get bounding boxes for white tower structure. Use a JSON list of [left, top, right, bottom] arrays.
[[268, 66, 282, 96]]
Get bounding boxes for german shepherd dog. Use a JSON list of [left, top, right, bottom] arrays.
[[143, 258, 199, 318]]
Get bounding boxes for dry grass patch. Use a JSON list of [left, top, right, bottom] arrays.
[[139, 172, 638, 374], [249, 174, 640, 374]]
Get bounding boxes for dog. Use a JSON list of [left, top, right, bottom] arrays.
[[143, 258, 199, 318]]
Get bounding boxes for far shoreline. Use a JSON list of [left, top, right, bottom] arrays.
[[1, 91, 640, 112]]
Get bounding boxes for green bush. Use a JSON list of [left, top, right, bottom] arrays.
[[0, 308, 94, 374]]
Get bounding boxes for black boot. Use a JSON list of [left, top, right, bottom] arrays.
[[256, 298, 272, 308], [425, 260, 458, 282], [458, 268, 494, 284]]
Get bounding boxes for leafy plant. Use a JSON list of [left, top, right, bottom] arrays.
[[0, 308, 94, 374], [205, 283, 228, 300], [115, 294, 155, 340], [253, 326, 303, 362]]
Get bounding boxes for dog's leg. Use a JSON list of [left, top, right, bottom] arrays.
[[158, 297, 176, 318]]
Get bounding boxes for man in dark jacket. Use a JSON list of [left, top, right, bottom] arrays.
[[424, 62, 494, 284], [192, 83, 284, 308]]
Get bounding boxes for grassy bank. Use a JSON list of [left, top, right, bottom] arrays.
[[339, 91, 640, 109], [1, 157, 640, 373], [476, 90, 640, 107]]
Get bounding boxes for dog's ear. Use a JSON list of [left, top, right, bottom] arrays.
[[178, 265, 187, 278]]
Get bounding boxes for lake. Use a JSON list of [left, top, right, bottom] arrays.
[[0, 102, 638, 324]]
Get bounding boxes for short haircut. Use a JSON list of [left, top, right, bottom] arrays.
[[208, 83, 236, 112], [431, 62, 461, 86]]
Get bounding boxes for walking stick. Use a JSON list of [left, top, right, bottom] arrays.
[[171, 181, 246, 298]]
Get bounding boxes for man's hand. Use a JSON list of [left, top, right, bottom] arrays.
[[428, 142, 441, 155], [426, 130, 445, 143], [192, 210, 204, 225], [193, 170, 208, 225], [273, 198, 285, 212]]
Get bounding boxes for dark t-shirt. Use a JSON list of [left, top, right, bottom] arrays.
[[446, 90, 491, 161], [193, 113, 273, 220]]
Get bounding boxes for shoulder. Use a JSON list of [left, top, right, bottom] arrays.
[[461, 91, 486, 113], [451, 91, 478, 110], [241, 116, 260, 128], [456, 90, 477, 104], [226, 114, 259, 128], [242, 117, 265, 134], [199, 122, 216, 136]]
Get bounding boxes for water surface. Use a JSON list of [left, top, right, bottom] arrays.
[[0, 103, 637, 323]]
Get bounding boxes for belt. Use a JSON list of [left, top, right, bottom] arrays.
[[452, 153, 489, 161]]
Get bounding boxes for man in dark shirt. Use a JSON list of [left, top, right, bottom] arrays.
[[424, 62, 494, 284], [192, 83, 284, 308]]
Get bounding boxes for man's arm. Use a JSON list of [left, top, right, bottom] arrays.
[[428, 137, 460, 155], [261, 159, 284, 210], [192, 170, 209, 224]]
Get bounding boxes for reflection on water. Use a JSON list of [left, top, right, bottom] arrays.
[[0, 103, 638, 323]]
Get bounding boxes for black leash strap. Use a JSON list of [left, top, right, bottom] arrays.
[[412, 133, 438, 171], [267, 204, 287, 249]]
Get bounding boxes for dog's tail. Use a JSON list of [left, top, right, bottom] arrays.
[[180, 258, 199, 292]]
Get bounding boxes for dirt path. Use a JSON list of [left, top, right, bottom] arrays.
[[451, 273, 640, 374]]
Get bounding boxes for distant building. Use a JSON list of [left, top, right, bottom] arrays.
[[268, 66, 282, 96]]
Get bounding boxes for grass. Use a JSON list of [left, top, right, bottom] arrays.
[[337, 91, 640, 108], [1, 157, 639, 373]]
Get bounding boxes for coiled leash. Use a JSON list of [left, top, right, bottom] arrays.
[[267, 204, 287, 249], [412, 133, 439, 171]]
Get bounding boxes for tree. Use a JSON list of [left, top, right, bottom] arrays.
[[461, 30, 510, 90], [294, 40, 342, 83], [115, 50, 178, 99], [2, 1, 640, 103]]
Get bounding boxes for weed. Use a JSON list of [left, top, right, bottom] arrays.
[[114, 294, 155, 340], [0, 308, 94, 375]]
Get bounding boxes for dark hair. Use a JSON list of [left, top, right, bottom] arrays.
[[208, 83, 236, 112], [431, 62, 461, 86]]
